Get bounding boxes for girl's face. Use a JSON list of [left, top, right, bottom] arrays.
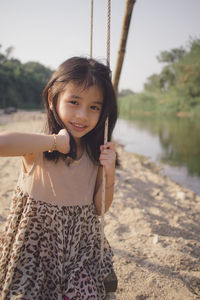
[[55, 82, 103, 144]]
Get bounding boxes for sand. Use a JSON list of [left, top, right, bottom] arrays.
[[0, 110, 200, 300]]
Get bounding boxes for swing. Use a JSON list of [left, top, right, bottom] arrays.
[[89, 0, 118, 294]]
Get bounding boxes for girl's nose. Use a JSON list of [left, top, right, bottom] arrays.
[[76, 108, 88, 121]]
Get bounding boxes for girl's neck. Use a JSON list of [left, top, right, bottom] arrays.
[[76, 139, 84, 160]]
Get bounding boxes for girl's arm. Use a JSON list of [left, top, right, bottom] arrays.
[[94, 142, 116, 216], [0, 129, 70, 157]]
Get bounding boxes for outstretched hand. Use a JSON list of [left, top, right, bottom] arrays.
[[57, 129, 70, 154], [99, 141, 116, 176]]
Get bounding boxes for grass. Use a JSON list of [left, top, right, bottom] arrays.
[[117, 91, 200, 118]]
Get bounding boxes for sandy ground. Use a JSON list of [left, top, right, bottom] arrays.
[[0, 110, 200, 300]]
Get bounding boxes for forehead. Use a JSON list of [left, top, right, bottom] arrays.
[[62, 82, 103, 100]]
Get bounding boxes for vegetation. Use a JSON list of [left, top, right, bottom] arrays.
[[118, 38, 200, 117], [1, 38, 200, 114], [0, 45, 53, 109]]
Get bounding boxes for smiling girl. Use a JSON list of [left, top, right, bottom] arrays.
[[0, 57, 118, 300]]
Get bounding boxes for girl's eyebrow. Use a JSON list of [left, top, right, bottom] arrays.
[[93, 101, 103, 106], [71, 94, 82, 99]]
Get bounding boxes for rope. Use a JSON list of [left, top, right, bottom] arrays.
[[100, 118, 108, 262], [106, 0, 111, 68], [89, 0, 111, 263], [100, 0, 111, 263], [90, 0, 94, 58]]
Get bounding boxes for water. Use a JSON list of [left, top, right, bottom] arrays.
[[113, 116, 200, 195]]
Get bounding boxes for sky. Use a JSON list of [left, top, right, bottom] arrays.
[[0, 0, 200, 92]]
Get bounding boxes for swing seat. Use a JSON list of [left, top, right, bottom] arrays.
[[104, 269, 118, 293]]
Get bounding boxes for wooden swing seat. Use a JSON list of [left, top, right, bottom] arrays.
[[104, 269, 118, 293]]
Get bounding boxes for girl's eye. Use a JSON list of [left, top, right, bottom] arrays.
[[91, 105, 100, 111], [70, 100, 78, 105]]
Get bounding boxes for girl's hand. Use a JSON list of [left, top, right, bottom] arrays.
[[57, 129, 70, 154], [99, 141, 116, 176]]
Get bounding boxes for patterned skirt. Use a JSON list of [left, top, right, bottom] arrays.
[[0, 187, 114, 300]]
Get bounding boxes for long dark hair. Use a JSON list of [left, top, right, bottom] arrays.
[[43, 56, 118, 165]]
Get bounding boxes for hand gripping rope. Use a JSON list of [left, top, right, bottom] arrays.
[[90, 0, 110, 264]]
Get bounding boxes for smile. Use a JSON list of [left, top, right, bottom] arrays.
[[70, 122, 88, 132]]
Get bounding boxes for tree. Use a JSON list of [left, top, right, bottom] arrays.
[[5, 46, 14, 59], [144, 74, 160, 91], [157, 47, 186, 64], [144, 38, 200, 99], [0, 45, 53, 109]]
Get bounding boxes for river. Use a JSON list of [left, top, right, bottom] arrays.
[[113, 116, 200, 195]]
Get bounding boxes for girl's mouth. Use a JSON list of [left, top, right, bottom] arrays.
[[70, 122, 87, 132]]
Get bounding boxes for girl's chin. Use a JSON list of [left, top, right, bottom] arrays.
[[71, 134, 82, 145]]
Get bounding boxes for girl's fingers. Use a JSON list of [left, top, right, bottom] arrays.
[[100, 149, 114, 155], [57, 129, 70, 154], [100, 148, 116, 157], [58, 128, 69, 137], [99, 142, 116, 174], [99, 156, 116, 162], [100, 153, 116, 161], [100, 141, 115, 152], [99, 151, 116, 164]]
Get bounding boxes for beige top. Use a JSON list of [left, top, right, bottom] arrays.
[[17, 151, 98, 207]]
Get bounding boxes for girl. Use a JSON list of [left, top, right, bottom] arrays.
[[0, 57, 118, 300]]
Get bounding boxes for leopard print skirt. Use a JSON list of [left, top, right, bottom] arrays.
[[0, 187, 114, 300]]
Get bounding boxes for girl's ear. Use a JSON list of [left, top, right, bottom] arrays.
[[48, 88, 53, 111]]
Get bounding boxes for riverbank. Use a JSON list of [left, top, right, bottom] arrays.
[[113, 116, 200, 196], [0, 111, 200, 299]]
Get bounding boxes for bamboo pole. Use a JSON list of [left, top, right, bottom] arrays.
[[113, 0, 136, 96]]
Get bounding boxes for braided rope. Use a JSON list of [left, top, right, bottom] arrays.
[[106, 0, 111, 68], [100, 0, 111, 263], [89, 0, 111, 264], [100, 118, 108, 262], [90, 0, 94, 58]]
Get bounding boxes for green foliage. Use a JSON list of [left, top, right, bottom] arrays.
[[157, 47, 186, 64], [118, 92, 159, 117], [118, 89, 134, 98], [0, 46, 53, 109], [125, 38, 200, 117]]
